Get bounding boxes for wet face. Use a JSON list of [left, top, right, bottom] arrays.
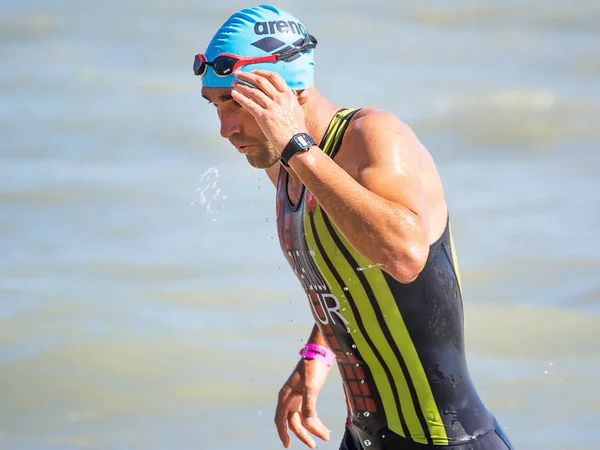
[[201, 86, 280, 169]]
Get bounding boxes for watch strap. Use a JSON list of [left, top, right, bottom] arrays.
[[280, 133, 315, 167]]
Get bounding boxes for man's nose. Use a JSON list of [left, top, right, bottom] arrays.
[[219, 110, 242, 139]]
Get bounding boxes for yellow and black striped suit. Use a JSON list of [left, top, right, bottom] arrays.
[[275, 109, 512, 449]]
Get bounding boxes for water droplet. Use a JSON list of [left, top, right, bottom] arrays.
[[355, 363, 360, 367], [352, 344, 357, 349], [342, 308, 346, 311], [353, 329, 357, 333], [382, 434, 386, 439], [343, 287, 349, 291], [356, 263, 384, 272], [363, 412, 370, 417], [346, 327, 351, 333], [360, 380, 365, 384], [191, 167, 226, 226], [364, 440, 372, 446]]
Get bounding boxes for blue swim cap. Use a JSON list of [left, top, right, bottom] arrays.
[[201, 4, 315, 89]]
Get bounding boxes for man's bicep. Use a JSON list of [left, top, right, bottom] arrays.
[[357, 164, 427, 221], [351, 116, 428, 218]]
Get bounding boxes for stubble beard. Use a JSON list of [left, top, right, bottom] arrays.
[[247, 142, 281, 169]]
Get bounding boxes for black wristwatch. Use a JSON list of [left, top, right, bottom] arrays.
[[280, 133, 316, 167]]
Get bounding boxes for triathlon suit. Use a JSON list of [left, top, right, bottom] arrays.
[[275, 109, 514, 450]]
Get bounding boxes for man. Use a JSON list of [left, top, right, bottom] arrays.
[[195, 5, 513, 450]]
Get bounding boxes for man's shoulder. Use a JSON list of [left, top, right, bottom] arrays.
[[340, 107, 420, 157], [347, 107, 415, 140], [332, 107, 425, 176]]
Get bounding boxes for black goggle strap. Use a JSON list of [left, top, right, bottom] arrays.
[[276, 34, 318, 62]]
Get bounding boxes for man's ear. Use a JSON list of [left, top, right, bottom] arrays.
[[294, 89, 309, 106]]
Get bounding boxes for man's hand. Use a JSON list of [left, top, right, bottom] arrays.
[[231, 70, 308, 154], [275, 358, 331, 449]]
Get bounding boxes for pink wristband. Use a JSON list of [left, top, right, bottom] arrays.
[[299, 343, 335, 368]]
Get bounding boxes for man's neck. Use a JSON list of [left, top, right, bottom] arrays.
[[302, 88, 341, 147]]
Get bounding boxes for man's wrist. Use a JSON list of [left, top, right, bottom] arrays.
[[280, 132, 316, 167], [299, 343, 335, 368]]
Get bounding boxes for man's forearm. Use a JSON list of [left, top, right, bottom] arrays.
[[307, 323, 329, 347], [288, 148, 428, 283]]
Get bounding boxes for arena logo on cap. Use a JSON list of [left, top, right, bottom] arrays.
[[253, 20, 307, 36], [251, 35, 306, 60]]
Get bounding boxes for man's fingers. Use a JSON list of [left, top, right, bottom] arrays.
[[231, 81, 270, 109], [247, 69, 289, 93], [274, 405, 291, 448], [301, 392, 330, 441], [275, 416, 291, 448], [230, 88, 262, 117], [288, 411, 317, 449], [234, 70, 282, 98], [302, 415, 330, 442]]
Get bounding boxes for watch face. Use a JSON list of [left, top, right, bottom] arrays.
[[295, 134, 311, 148]]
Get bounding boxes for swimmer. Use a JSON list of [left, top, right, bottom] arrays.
[[194, 5, 514, 449]]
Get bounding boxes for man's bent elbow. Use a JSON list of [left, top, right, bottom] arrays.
[[385, 245, 428, 284]]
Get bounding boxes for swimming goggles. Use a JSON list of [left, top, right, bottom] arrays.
[[193, 33, 317, 77]]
